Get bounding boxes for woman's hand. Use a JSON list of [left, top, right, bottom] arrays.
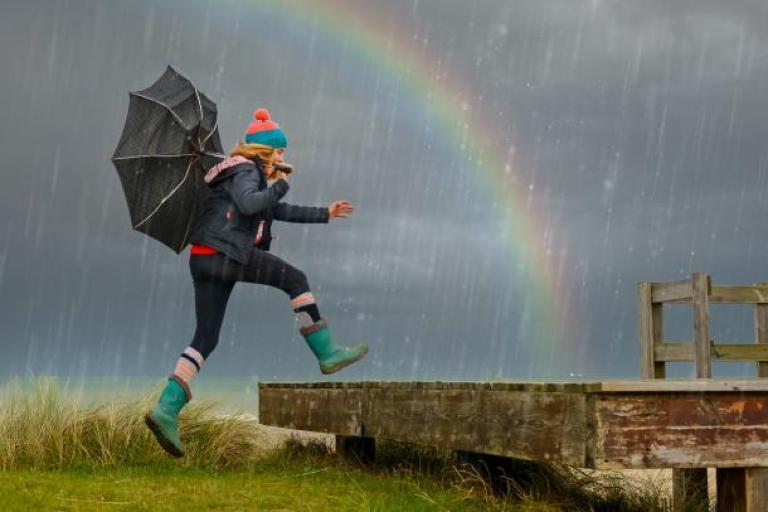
[[273, 170, 290, 182], [328, 200, 355, 219]]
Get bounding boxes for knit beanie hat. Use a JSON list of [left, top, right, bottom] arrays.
[[244, 108, 287, 148]]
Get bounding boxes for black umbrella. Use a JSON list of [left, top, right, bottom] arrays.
[[111, 65, 225, 254]]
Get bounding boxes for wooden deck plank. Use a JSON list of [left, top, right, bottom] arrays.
[[259, 381, 601, 392], [260, 379, 768, 393], [593, 392, 768, 469]]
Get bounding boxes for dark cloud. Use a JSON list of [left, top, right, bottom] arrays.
[[1, 0, 767, 383]]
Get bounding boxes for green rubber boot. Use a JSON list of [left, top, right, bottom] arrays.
[[301, 318, 369, 375], [144, 377, 190, 457]]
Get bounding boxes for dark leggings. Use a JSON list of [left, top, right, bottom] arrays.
[[188, 249, 311, 359]]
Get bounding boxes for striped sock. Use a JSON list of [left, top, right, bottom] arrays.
[[291, 292, 321, 328], [173, 346, 205, 385]]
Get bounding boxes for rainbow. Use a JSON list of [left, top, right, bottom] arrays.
[[247, 0, 578, 374]]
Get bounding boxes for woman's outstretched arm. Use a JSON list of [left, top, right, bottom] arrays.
[[273, 200, 355, 223], [273, 202, 330, 223]]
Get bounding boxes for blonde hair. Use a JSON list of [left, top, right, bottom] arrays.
[[229, 141, 275, 167]]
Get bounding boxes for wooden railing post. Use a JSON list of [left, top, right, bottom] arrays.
[[638, 282, 665, 378], [691, 272, 712, 378], [755, 282, 768, 378], [676, 273, 711, 510]]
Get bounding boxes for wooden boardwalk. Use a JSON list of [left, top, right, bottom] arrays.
[[259, 378, 768, 510], [259, 274, 768, 510]]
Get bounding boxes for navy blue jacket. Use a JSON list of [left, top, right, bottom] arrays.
[[188, 156, 329, 264]]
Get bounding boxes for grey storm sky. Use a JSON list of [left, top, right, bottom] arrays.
[[1, 0, 767, 382]]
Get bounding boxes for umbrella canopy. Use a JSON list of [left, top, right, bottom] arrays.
[[112, 65, 225, 254]]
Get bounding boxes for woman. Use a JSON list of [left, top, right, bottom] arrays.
[[145, 108, 369, 457]]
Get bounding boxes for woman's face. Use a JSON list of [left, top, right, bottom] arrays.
[[273, 148, 285, 164], [264, 148, 285, 179]]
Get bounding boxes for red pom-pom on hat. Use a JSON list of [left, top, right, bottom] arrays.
[[254, 108, 271, 121]]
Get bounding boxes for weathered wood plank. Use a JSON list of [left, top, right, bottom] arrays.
[[593, 392, 768, 469], [650, 279, 692, 303], [361, 388, 589, 466], [711, 286, 768, 304], [656, 342, 768, 362], [718, 468, 746, 512], [596, 378, 768, 392], [638, 282, 656, 378], [664, 285, 768, 304], [692, 273, 712, 378], [655, 342, 694, 362], [717, 468, 768, 512], [259, 381, 602, 393], [258, 387, 363, 436], [638, 283, 666, 377], [652, 303, 666, 378], [745, 468, 768, 511], [260, 379, 768, 393]]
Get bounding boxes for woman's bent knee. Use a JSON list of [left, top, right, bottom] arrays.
[[288, 269, 310, 297]]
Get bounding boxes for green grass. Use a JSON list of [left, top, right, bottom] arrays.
[[0, 463, 488, 511], [0, 378, 677, 511]]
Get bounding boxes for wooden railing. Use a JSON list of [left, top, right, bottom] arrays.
[[638, 273, 768, 378], [638, 272, 768, 510]]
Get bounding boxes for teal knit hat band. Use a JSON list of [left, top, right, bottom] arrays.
[[245, 129, 287, 148]]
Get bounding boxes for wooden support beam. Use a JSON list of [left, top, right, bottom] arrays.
[[717, 468, 768, 511], [651, 279, 692, 303]]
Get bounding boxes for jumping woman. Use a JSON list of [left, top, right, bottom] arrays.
[[145, 108, 369, 457]]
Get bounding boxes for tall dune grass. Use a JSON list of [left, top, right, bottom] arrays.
[[0, 378, 263, 470]]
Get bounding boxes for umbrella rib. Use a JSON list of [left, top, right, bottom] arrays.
[[130, 92, 189, 129], [133, 158, 196, 230], [112, 154, 198, 161], [194, 88, 203, 123], [193, 88, 204, 148], [200, 120, 218, 147]]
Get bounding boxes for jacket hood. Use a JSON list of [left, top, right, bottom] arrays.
[[204, 156, 256, 184]]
